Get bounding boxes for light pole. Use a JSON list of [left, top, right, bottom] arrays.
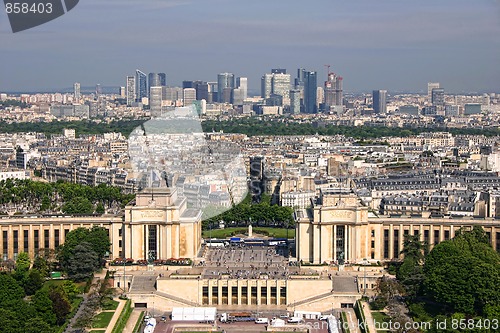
[[123, 260, 126, 294], [363, 258, 367, 296]]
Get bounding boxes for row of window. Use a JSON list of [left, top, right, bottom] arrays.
[[382, 229, 499, 259], [202, 286, 286, 305], [1, 228, 69, 260]]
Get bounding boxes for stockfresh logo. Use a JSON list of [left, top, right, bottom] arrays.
[[4, 0, 79, 33]]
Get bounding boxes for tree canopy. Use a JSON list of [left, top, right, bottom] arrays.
[[0, 179, 134, 216], [58, 226, 110, 280], [423, 226, 500, 316], [202, 193, 294, 229]]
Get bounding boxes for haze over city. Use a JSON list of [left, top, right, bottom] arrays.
[[1, 0, 500, 93]]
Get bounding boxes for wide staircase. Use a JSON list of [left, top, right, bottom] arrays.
[[128, 273, 157, 293], [128, 273, 199, 306], [289, 276, 359, 308], [333, 276, 359, 293]]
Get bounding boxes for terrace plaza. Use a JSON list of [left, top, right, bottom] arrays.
[[114, 242, 365, 313], [0, 185, 498, 312]]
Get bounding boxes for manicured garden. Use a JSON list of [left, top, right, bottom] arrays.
[[92, 311, 115, 328], [202, 227, 295, 239]]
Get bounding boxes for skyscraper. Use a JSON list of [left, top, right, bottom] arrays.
[[195, 82, 209, 101], [95, 84, 102, 97], [207, 82, 217, 103], [431, 88, 445, 107], [427, 82, 440, 103], [271, 68, 286, 74], [236, 77, 248, 100], [217, 73, 235, 102], [149, 86, 162, 117], [324, 72, 343, 111], [295, 68, 306, 88], [303, 71, 317, 113], [373, 90, 387, 113], [261, 74, 273, 99], [73, 82, 80, 102], [148, 72, 167, 93], [135, 70, 147, 102], [183, 88, 196, 106], [271, 73, 291, 105], [126, 76, 135, 106], [290, 89, 301, 114], [158, 73, 166, 87]]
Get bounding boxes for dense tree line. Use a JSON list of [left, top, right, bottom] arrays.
[[372, 227, 500, 332], [0, 119, 145, 137], [2, 118, 499, 139], [0, 253, 82, 333], [202, 193, 294, 230], [0, 179, 135, 215], [203, 118, 500, 138]]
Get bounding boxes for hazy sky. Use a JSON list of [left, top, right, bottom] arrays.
[[1, 0, 500, 93]]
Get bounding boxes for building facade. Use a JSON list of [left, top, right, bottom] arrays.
[[295, 190, 500, 264], [0, 187, 202, 262]]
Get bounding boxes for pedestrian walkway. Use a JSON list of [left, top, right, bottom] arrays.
[[104, 298, 126, 333], [344, 308, 362, 333], [360, 300, 377, 333], [122, 309, 143, 333]]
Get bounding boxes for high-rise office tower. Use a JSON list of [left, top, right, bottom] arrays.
[[126, 76, 136, 106], [148, 73, 167, 94], [217, 73, 235, 102], [271, 68, 287, 74], [207, 82, 217, 103], [236, 77, 248, 100], [73, 82, 80, 102], [158, 73, 166, 87], [232, 88, 244, 106], [135, 70, 147, 102], [183, 88, 196, 106], [182, 80, 196, 89], [290, 89, 301, 114], [427, 82, 440, 103], [163, 87, 183, 101], [324, 72, 343, 111], [95, 84, 102, 97], [272, 73, 291, 105], [221, 88, 233, 104], [303, 71, 317, 113], [317, 87, 324, 108], [431, 88, 445, 107], [119, 87, 126, 98], [195, 82, 209, 101], [261, 74, 273, 99], [295, 68, 306, 88], [372, 90, 387, 113], [149, 86, 162, 117]]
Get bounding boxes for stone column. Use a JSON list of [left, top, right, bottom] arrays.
[[389, 224, 394, 260], [344, 225, 348, 262], [208, 282, 213, 305], [333, 225, 337, 261]]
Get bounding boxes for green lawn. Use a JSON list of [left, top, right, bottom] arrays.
[[90, 330, 106, 333], [102, 299, 119, 310], [371, 311, 391, 332], [203, 227, 295, 239], [43, 279, 65, 288], [92, 311, 115, 328]]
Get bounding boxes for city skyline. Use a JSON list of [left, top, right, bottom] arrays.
[[1, 0, 500, 93]]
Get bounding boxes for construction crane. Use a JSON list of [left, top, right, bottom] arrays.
[[324, 64, 331, 78]]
